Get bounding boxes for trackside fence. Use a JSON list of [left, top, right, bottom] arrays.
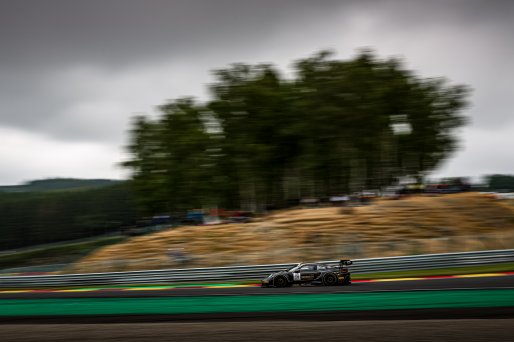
[[1, 249, 513, 288]]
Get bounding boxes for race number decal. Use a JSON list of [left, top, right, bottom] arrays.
[[293, 273, 301, 281]]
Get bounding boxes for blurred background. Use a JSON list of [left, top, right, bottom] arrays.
[[1, 0, 514, 275], [3, 3, 514, 341]]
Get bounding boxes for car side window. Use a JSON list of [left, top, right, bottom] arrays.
[[300, 265, 315, 271]]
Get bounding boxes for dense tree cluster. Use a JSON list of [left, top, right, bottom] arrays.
[[0, 183, 137, 250], [487, 175, 514, 191], [125, 50, 470, 214]]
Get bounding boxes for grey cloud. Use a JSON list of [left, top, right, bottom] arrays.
[[1, 0, 348, 142], [0, 0, 513, 183], [0, 0, 343, 68], [1, 0, 513, 135]]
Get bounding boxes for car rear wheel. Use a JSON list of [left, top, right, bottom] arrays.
[[323, 273, 338, 286], [274, 276, 288, 288]]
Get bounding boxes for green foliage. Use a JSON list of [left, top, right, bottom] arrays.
[[125, 50, 470, 213], [0, 183, 137, 250], [0, 178, 121, 193], [487, 174, 514, 191], [124, 99, 220, 214]]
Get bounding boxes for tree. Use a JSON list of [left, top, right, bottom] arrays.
[[124, 50, 470, 214], [0, 183, 137, 250], [209, 64, 298, 210], [487, 174, 514, 191], [125, 98, 217, 214]]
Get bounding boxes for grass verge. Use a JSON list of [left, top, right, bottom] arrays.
[[352, 262, 514, 280], [0, 236, 125, 270]]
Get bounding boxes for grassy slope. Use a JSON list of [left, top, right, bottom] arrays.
[[0, 236, 125, 270], [67, 193, 514, 273]]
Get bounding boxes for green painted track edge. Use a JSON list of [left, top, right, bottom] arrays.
[[1, 289, 514, 317]]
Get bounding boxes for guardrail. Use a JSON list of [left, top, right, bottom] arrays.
[[1, 249, 513, 288]]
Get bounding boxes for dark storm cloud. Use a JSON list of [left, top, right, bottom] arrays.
[[0, 0, 343, 68], [0, 0, 347, 141]]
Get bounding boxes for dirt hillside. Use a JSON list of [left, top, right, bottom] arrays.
[[66, 193, 514, 273]]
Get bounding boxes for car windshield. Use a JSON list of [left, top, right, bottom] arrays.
[[288, 264, 302, 272]]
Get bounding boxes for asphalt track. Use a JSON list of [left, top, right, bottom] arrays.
[[2, 320, 514, 342], [0, 274, 513, 322], [2, 275, 514, 341], [1, 273, 514, 299]]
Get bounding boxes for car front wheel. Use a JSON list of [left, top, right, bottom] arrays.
[[274, 276, 288, 288]]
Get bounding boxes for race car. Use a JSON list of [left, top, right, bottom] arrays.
[[261, 259, 352, 287]]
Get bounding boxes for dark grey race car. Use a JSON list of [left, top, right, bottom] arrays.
[[261, 260, 352, 287]]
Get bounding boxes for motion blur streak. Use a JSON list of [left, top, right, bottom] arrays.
[[1, 320, 514, 342], [2, 289, 514, 316], [1, 272, 513, 295]]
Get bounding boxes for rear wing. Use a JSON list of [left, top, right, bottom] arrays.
[[324, 259, 352, 271]]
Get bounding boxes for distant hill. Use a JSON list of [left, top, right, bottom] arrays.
[[0, 178, 123, 193]]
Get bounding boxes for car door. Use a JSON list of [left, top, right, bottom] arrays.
[[299, 264, 318, 282]]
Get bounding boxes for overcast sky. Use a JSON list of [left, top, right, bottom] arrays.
[[1, 0, 513, 185]]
